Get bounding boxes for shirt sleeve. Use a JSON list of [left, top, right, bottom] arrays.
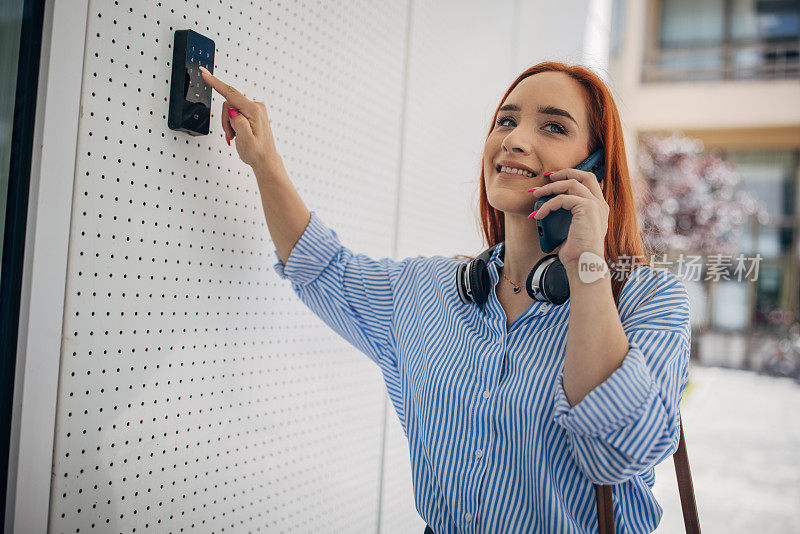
[[273, 210, 417, 378], [551, 266, 691, 485]]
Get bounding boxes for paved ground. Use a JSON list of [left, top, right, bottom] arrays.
[[652, 364, 800, 533]]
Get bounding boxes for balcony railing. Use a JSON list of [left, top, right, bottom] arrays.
[[643, 38, 800, 83]]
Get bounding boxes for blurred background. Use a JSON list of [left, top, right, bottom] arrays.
[[609, 2, 800, 532], [1, 0, 798, 533]]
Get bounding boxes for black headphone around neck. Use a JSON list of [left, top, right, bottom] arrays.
[[456, 244, 570, 308]]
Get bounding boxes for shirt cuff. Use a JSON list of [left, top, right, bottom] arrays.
[[272, 210, 341, 286], [552, 339, 655, 437]]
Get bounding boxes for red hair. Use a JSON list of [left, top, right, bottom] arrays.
[[463, 61, 658, 306]]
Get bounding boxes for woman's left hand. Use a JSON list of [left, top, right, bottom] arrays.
[[528, 168, 609, 271]]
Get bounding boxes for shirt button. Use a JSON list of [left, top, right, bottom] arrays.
[[475, 448, 483, 458], [482, 390, 490, 399], [465, 512, 472, 522]]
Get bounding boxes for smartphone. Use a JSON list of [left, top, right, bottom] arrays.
[[534, 148, 605, 253]]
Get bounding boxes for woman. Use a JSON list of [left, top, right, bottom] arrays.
[[199, 62, 691, 533]]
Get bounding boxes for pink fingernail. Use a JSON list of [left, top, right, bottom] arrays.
[[226, 134, 230, 146], [527, 187, 538, 192], [228, 108, 239, 118], [544, 172, 553, 177], [528, 210, 538, 219]]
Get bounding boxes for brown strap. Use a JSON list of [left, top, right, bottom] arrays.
[[596, 412, 700, 533], [595, 484, 615, 532], [673, 416, 701, 532]]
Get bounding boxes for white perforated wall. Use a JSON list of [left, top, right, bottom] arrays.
[[36, 0, 560, 532], [49, 1, 406, 532]]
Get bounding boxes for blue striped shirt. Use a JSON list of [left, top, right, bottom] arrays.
[[273, 210, 691, 533]]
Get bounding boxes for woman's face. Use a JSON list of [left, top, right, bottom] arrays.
[[483, 71, 593, 217]]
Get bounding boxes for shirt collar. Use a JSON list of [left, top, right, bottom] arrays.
[[489, 241, 505, 268]]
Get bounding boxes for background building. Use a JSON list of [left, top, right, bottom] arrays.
[[609, 0, 800, 367]]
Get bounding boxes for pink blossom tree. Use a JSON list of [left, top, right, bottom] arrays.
[[636, 132, 769, 258]]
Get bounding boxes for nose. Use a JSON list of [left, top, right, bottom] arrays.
[[501, 129, 531, 154]]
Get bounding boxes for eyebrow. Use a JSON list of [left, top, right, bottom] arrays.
[[498, 103, 578, 127]]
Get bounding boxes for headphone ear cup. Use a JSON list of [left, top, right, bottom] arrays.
[[541, 257, 569, 304], [457, 244, 498, 307], [526, 254, 570, 304], [456, 263, 469, 304], [468, 259, 490, 307]]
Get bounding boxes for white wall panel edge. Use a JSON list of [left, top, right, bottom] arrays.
[[5, 0, 89, 532], [377, 0, 415, 531]]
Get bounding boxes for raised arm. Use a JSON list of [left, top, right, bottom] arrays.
[[199, 66, 310, 264], [200, 66, 414, 377]]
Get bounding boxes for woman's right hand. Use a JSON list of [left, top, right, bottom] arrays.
[[198, 66, 281, 170]]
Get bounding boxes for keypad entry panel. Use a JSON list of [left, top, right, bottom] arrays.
[[168, 29, 214, 135]]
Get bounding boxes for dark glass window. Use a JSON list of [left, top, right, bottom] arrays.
[[720, 150, 799, 330], [649, 0, 800, 81], [0, 1, 25, 277]]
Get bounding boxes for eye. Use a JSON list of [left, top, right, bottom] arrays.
[[543, 122, 567, 134], [496, 116, 515, 128]]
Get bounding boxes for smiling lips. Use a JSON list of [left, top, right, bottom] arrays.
[[495, 162, 537, 178], [497, 167, 535, 179]]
